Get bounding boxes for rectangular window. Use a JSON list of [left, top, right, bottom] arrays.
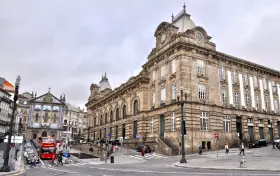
[[223, 116, 231, 132], [244, 73, 248, 85], [198, 84, 206, 100], [254, 76, 258, 88], [265, 97, 270, 110], [274, 99, 279, 113], [256, 95, 260, 109], [234, 92, 239, 105], [263, 78, 267, 90], [258, 119, 263, 124], [152, 92, 155, 107], [171, 59, 176, 74], [245, 93, 250, 107], [272, 81, 277, 93], [171, 112, 175, 131], [172, 83, 177, 100], [247, 118, 253, 123], [160, 88, 166, 104], [221, 88, 227, 105], [152, 71, 156, 81], [200, 112, 209, 131], [197, 59, 205, 75], [232, 70, 237, 83], [150, 118, 154, 133], [219, 66, 225, 80], [160, 65, 165, 78]]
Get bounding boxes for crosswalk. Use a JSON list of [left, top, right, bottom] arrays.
[[129, 153, 167, 160], [25, 162, 89, 170]]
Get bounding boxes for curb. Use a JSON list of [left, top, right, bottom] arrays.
[[173, 163, 280, 171], [69, 155, 86, 164]]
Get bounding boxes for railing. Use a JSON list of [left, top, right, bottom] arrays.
[[155, 137, 172, 156]]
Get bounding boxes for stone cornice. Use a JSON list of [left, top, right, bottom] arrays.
[[143, 35, 280, 77], [87, 74, 150, 109]]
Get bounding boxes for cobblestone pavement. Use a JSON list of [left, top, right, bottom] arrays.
[[19, 146, 280, 176]]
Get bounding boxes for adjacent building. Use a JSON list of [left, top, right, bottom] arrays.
[[26, 89, 66, 139], [86, 5, 280, 154], [0, 86, 13, 137], [62, 103, 86, 143]]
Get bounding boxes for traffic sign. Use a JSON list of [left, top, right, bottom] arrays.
[[136, 135, 140, 139], [107, 133, 110, 137]]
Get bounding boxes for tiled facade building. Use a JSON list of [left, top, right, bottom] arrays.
[[86, 6, 280, 154], [26, 89, 66, 139]]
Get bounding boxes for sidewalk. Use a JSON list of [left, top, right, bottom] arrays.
[[174, 148, 280, 171]]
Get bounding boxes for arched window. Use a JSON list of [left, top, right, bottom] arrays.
[[116, 108, 119, 121], [133, 100, 139, 115], [110, 110, 113, 123], [122, 105, 127, 119], [105, 113, 108, 123]]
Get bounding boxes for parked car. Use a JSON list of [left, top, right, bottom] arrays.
[[248, 139, 268, 148], [274, 137, 280, 145], [136, 145, 152, 153], [26, 153, 39, 164]]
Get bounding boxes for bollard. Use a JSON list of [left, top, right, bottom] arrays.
[[239, 156, 246, 168], [110, 156, 114, 163]]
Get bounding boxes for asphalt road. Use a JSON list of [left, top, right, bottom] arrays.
[[19, 151, 280, 176]]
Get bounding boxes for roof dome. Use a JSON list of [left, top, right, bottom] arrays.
[[171, 4, 196, 33], [98, 73, 112, 91]]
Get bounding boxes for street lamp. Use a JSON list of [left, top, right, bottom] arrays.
[[1, 75, 21, 172], [177, 86, 188, 163]]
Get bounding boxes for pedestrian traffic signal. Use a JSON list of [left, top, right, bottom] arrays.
[[213, 133, 217, 139]]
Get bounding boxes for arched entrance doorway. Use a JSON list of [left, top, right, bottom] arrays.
[[42, 131, 47, 137]]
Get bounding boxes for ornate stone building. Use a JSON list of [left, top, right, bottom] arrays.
[[86, 6, 280, 154], [26, 89, 66, 139]]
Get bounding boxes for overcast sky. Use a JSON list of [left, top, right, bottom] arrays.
[[1, 0, 280, 109]]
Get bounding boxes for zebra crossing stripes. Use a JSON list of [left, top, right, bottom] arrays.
[[129, 153, 167, 160]]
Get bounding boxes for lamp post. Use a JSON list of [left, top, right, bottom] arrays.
[[177, 87, 188, 163], [1, 75, 21, 172]]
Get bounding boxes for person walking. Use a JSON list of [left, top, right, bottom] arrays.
[[198, 144, 202, 155], [51, 154, 56, 166], [225, 143, 229, 154], [141, 147, 145, 157], [31, 155, 38, 168], [58, 151, 63, 166], [239, 143, 245, 155]]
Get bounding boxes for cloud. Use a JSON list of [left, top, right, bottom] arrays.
[[0, 0, 280, 109]]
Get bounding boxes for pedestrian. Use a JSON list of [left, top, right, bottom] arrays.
[[116, 145, 119, 152], [225, 143, 229, 154], [239, 143, 245, 155], [141, 147, 145, 157], [273, 140, 275, 149], [31, 155, 38, 168], [51, 154, 56, 166], [198, 145, 202, 155], [58, 151, 63, 166]]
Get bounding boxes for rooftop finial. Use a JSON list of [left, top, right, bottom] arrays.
[[104, 72, 107, 78], [183, 3, 186, 12], [101, 74, 104, 80], [48, 87, 51, 93], [171, 13, 174, 22]]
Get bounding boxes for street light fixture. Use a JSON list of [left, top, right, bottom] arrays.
[[1, 75, 21, 172], [177, 86, 188, 163]]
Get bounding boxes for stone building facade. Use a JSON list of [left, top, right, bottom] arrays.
[[26, 89, 66, 139], [86, 6, 280, 154]]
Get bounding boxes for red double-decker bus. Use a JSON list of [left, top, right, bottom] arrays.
[[39, 137, 57, 159]]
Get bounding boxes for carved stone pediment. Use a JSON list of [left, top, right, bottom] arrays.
[[158, 78, 166, 85]]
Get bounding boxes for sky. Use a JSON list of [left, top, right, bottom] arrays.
[[1, 0, 280, 109]]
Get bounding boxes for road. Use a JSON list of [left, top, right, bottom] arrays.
[[18, 147, 280, 176]]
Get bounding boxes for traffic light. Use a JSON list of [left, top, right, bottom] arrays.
[[213, 133, 217, 139], [183, 121, 186, 135], [217, 134, 220, 140]]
